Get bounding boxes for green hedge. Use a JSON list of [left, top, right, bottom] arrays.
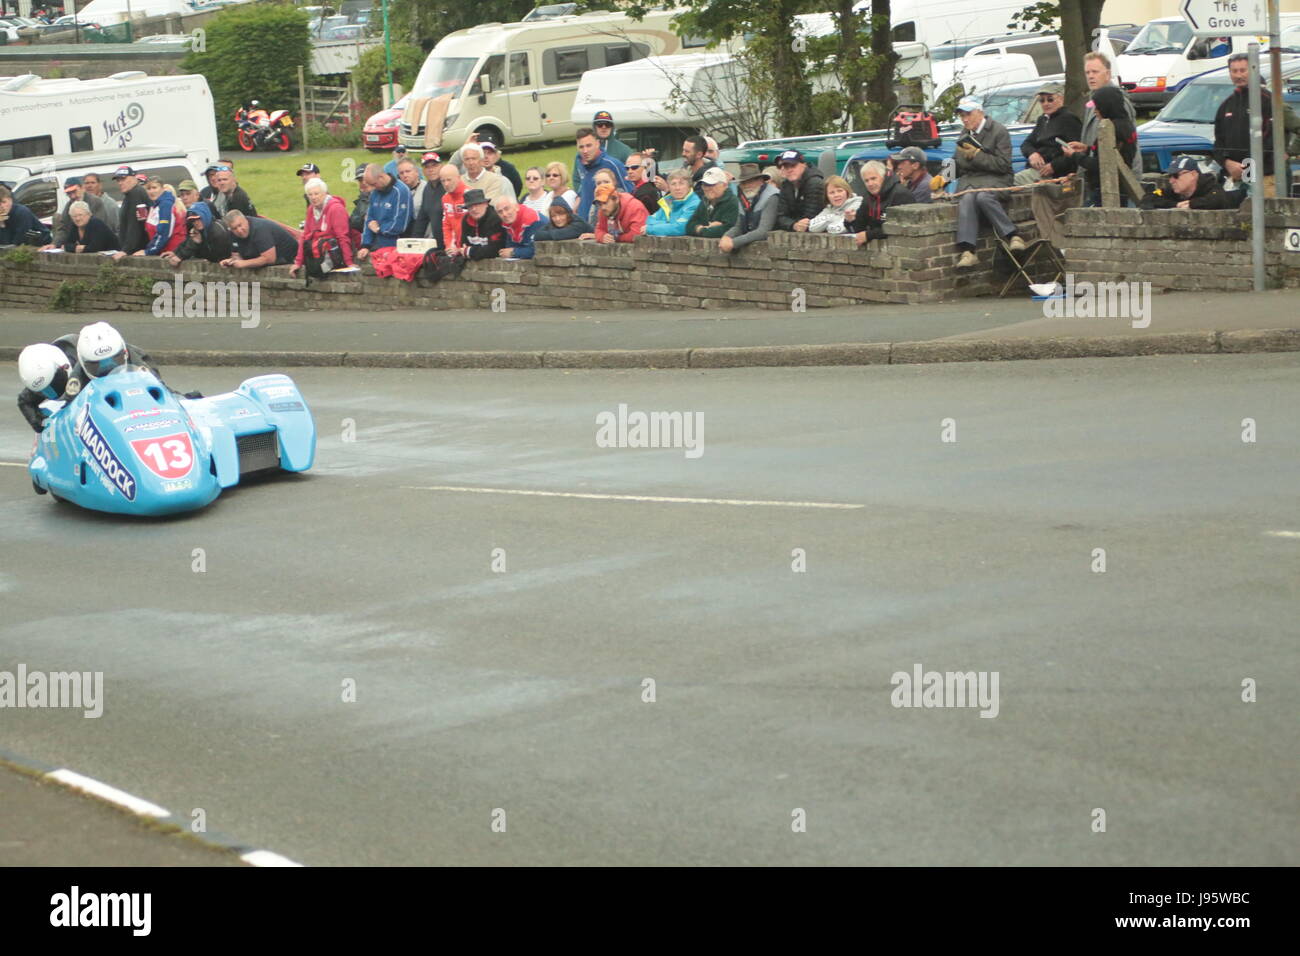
[[181, 5, 312, 150]]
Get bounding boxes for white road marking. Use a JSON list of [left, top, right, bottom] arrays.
[[403, 484, 864, 510], [241, 850, 305, 867], [0, 462, 27, 468], [46, 769, 170, 818], [1264, 531, 1300, 538]]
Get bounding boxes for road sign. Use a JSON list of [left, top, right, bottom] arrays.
[[1285, 228, 1300, 252], [1181, 0, 1268, 36]]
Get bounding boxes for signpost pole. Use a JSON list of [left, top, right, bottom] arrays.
[[1248, 42, 1266, 292], [1268, 0, 1287, 199]]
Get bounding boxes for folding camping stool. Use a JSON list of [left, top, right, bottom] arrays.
[[996, 236, 1066, 298]]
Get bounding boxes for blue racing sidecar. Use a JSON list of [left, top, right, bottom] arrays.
[[28, 366, 316, 516]]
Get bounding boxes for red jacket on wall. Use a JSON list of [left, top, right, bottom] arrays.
[[295, 193, 354, 267], [594, 192, 648, 243]]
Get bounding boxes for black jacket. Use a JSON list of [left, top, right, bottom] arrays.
[[409, 181, 445, 240], [211, 185, 258, 219], [349, 193, 370, 236], [850, 175, 917, 240], [0, 201, 51, 246], [776, 166, 827, 231], [1021, 108, 1083, 175], [632, 180, 661, 216], [496, 159, 522, 198], [461, 207, 506, 260], [1214, 85, 1275, 175], [1144, 172, 1230, 210], [60, 216, 119, 253], [174, 220, 233, 263], [116, 184, 151, 254]]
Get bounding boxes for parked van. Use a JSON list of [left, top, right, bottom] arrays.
[[1115, 14, 1300, 108], [0, 146, 205, 228], [570, 41, 934, 154], [398, 8, 721, 151], [0, 72, 219, 170]]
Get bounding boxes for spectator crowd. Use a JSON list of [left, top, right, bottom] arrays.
[[2, 67, 1296, 280]]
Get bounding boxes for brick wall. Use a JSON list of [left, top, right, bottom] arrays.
[[1061, 201, 1300, 292], [1, 196, 1058, 313]]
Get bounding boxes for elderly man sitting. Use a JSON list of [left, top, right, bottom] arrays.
[[951, 96, 1024, 269]]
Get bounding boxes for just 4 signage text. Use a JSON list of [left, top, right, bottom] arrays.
[[1130, 891, 1251, 907]]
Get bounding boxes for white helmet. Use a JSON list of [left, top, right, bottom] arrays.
[[77, 322, 128, 378], [18, 343, 72, 398]]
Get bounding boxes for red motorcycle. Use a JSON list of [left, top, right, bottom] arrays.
[[235, 101, 294, 151]]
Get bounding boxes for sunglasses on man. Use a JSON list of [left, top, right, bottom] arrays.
[[626, 164, 642, 170]]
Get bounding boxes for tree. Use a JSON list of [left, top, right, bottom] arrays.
[[384, 0, 536, 51], [181, 4, 311, 149], [1010, 0, 1107, 113], [353, 42, 428, 107], [674, 0, 820, 137]]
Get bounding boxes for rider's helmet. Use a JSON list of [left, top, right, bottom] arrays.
[[77, 322, 128, 378], [18, 343, 72, 399], [250, 99, 260, 108]]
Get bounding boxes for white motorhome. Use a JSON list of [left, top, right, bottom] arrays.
[[1115, 14, 1300, 108], [0, 72, 219, 170], [570, 42, 937, 154], [76, 0, 247, 25], [860, 0, 1037, 47], [398, 8, 732, 151]]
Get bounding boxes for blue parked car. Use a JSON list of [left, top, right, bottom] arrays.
[[841, 127, 1222, 197]]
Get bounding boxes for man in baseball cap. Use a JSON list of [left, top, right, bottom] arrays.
[[952, 93, 1020, 268], [1146, 155, 1229, 209], [590, 109, 631, 163], [479, 139, 522, 196], [297, 162, 321, 178], [774, 148, 825, 233], [889, 146, 934, 204], [1014, 80, 1082, 186], [686, 166, 739, 238], [719, 163, 781, 254]]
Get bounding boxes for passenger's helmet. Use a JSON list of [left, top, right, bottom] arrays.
[[18, 343, 72, 399], [77, 322, 128, 378]]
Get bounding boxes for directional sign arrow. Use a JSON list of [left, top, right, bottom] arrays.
[[1181, 0, 1268, 35]]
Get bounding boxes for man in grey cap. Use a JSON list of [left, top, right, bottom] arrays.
[[1014, 80, 1082, 186], [952, 97, 1021, 268], [888, 147, 934, 204]]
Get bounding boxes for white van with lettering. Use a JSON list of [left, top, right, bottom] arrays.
[[0, 72, 219, 169], [1115, 14, 1300, 109]]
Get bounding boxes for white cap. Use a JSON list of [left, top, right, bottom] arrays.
[[700, 167, 729, 186], [956, 97, 983, 113]]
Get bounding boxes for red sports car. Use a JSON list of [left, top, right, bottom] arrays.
[[362, 94, 409, 151]]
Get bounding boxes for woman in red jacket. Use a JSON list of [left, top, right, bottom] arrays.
[[290, 177, 355, 277]]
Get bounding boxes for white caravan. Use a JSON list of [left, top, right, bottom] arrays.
[[398, 7, 739, 151], [0, 72, 219, 169]]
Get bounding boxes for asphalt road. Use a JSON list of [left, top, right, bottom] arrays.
[[1, 355, 1297, 866]]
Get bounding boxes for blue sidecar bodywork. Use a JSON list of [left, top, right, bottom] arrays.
[[28, 367, 316, 516]]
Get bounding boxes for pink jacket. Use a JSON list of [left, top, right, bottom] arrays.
[[295, 193, 354, 266]]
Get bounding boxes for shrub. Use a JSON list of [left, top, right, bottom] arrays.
[[352, 42, 427, 106], [182, 5, 312, 149]]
